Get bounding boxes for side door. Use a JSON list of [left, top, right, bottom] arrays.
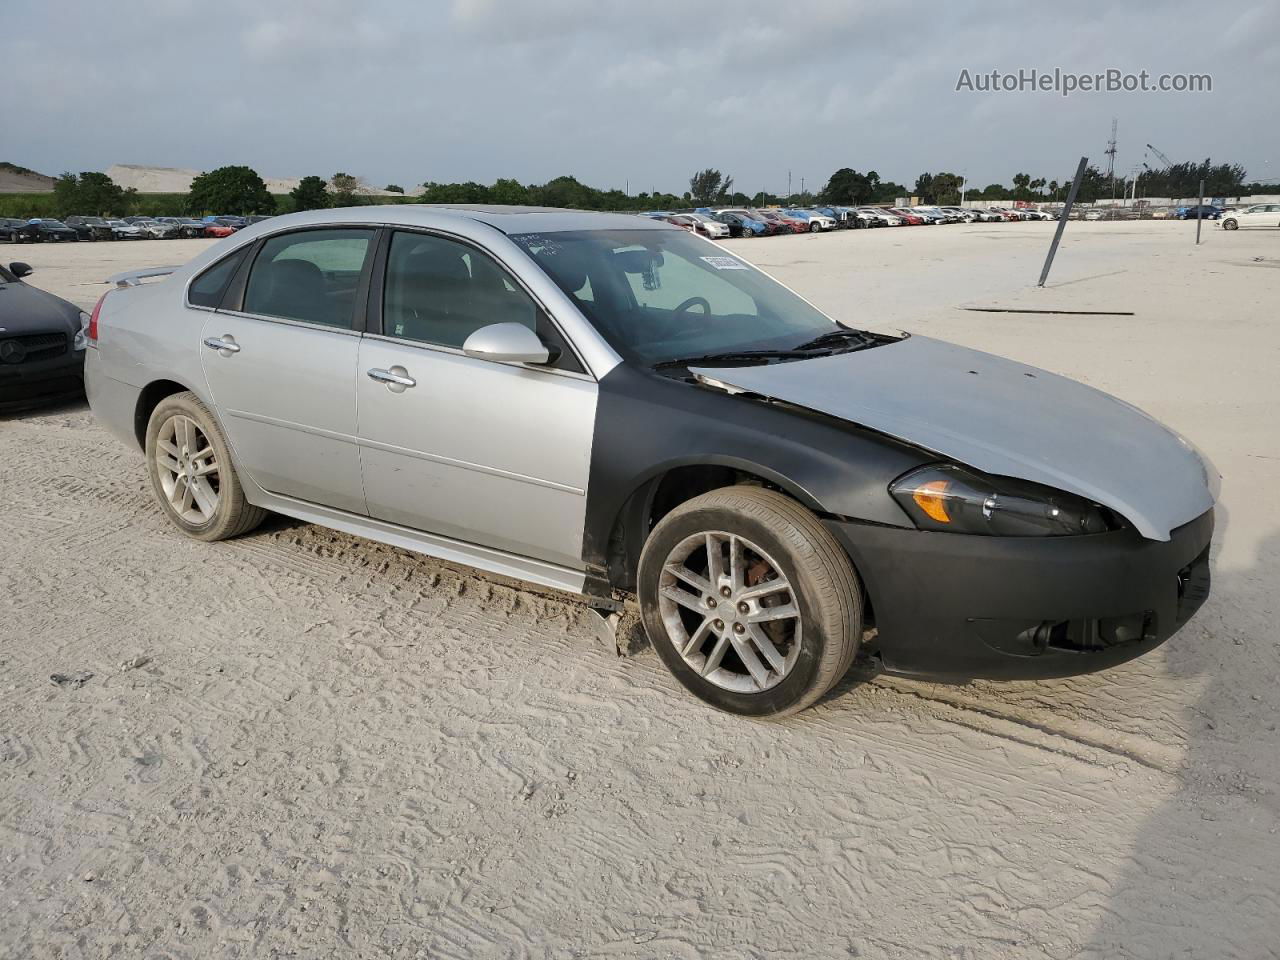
[[356, 229, 596, 569], [198, 226, 375, 515]]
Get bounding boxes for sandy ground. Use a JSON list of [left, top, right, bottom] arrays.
[[2, 220, 1278, 959]]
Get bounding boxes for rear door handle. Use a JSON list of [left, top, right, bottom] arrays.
[[367, 366, 416, 391], [203, 335, 240, 357]]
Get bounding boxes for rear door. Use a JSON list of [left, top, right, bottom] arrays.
[[355, 229, 596, 568], [199, 227, 375, 515]]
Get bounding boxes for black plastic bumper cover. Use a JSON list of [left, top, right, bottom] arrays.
[[826, 508, 1213, 680]]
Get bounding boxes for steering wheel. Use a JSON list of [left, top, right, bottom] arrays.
[[674, 296, 711, 315]]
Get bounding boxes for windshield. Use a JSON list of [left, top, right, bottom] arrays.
[[511, 228, 844, 366]]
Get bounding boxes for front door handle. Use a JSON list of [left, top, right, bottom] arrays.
[[367, 366, 416, 392], [203, 335, 240, 357]]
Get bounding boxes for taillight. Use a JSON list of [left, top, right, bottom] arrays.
[[88, 291, 108, 343]]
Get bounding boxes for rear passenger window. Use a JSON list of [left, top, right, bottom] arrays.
[[188, 248, 248, 308], [243, 228, 374, 327]]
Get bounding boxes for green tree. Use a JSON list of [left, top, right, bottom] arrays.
[[384, 184, 404, 194], [688, 168, 734, 205], [913, 173, 935, 202], [52, 173, 79, 216], [51, 171, 128, 216], [186, 165, 275, 215], [489, 178, 529, 205], [78, 172, 127, 214], [331, 172, 363, 206], [289, 175, 330, 212], [821, 167, 873, 204]]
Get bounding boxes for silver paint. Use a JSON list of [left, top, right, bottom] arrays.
[[694, 335, 1217, 541]]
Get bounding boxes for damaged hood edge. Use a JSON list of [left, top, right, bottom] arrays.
[[693, 335, 1218, 541]]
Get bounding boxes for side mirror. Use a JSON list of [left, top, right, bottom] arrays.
[[462, 322, 552, 365], [9, 262, 32, 279]]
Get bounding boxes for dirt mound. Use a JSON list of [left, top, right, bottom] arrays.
[[0, 162, 55, 193]]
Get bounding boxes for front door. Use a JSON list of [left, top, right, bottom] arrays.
[[199, 227, 375, 514], [355, 229, 596, 568]]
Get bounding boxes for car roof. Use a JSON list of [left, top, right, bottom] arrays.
[[236, 204, 675, 236]]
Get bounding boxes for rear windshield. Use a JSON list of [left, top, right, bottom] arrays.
[[511, 228, 841, 366]]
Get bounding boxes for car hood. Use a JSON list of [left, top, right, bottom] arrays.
[[0, 280, 81, 334], [692, 335, 1217, 541]]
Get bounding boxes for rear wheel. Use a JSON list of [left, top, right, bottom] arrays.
[[145, 391, 267, 542], [638, 486, 862, 717]]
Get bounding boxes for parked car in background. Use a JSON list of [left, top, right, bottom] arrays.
[[783, 210, 837, 232], [20, 219, 79, 242], [1177, 205, 1223, 220], [65, 216, 116, 241], [133, 219, 180, 239], [712, 211, 767, 237], [157, 217, 209, 238], [85, 206, 1217, 717], [888, 208, 925, 225], [2, 218, 31, 242], [0, 260, 87, 410], [665, 213, 730, 239], [107, 219, 146, 240], [203, 221, 239, 238], [909, 208, 948, 224], [1218, 203, 1280, 230]]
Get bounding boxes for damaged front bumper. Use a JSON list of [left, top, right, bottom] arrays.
[[826, 508, 1214, 680]]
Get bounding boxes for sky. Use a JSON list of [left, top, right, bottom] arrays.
[[4, 0, 1277, 195]]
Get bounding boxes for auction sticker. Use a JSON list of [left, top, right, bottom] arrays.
[[700, 256, 748, 270]]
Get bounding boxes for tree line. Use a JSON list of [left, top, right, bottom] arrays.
[[2, 158, 1272, 221]]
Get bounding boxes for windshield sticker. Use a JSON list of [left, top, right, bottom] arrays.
[[700, 255, 748, 270]]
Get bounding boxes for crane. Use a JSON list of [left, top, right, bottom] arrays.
[[1145, 143, 1175, 170]]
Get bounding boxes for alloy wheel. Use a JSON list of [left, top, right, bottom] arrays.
[[155, 414, 221, 524], [657, 531, 802, 693]]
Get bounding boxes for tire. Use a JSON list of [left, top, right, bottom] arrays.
[[637, 485, 862, 717], [1223, 219, 1238, 231], [809, 221, 820, 232], [145, 391, 267, 542]]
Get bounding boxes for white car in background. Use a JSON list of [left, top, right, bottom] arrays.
[[1219, 204, 1280, 230], [107, 220, 146, 239]]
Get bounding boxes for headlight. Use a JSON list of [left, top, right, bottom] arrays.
[[74, 311, 90, 351], [890, 464, 1120, 537]]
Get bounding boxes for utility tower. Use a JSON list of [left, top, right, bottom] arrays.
[[1105, 118, 1118, 200]]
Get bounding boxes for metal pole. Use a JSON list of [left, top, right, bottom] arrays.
[[1038, 156, 1088, 287], [1196, 178, 1204, 245]]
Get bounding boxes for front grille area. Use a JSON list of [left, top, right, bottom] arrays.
[[0, 332, 68, 364]]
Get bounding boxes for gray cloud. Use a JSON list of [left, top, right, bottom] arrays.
[[4, 0, 1275, 193]]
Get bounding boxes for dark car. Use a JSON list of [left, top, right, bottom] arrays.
[[2, 218, 30, 243], [18, 219, 79, 242], [1177, 205, 1223, 220], [0, 261, 87, 411], [157, 217, 209, 239], [65, 216, 115, 241]]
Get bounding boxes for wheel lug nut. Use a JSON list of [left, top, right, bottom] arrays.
[[733, 623, 745, 634], [706, 597, 717, 608], [713, 619, 724, 631], [738, 601, 749, 614], [720, 586, 732, 597]]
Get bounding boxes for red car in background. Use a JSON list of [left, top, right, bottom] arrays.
[[755, 210, 808, 234], [889, 209, 925, 225], [203, 223, 238, 238]]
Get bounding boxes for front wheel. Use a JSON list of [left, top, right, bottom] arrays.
[[638, 486, 862, 717], [145, 391, 267, 542], [1223, 218, 1238, 231]]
